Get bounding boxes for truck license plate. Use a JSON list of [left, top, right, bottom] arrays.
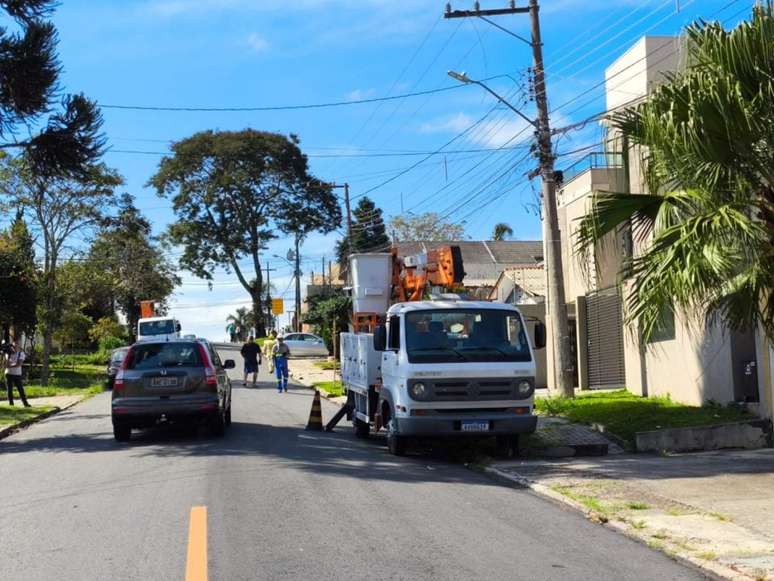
[[461, 421, 489, 432]]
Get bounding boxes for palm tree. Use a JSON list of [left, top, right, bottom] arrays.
[[492, 223, 513, 241], [225, 307, 254, 341], [576, 4, 774, 341]]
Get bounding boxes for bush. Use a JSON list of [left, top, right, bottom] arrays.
[[98, 335, 125, 353]]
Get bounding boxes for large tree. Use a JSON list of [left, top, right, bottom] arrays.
[[0, 211, 37, 342], [0, 1, 104, 178], [389, 212, 467, 242], [149, 130, 340, 337], [576, 5, 774, 341], [335, 196, 390, 278], [88, 194, 179, 340], [2, 160, 122, 383]]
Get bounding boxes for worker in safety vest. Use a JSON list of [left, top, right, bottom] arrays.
[[272, 335, 291, 393], [262, 330, 277, 373]]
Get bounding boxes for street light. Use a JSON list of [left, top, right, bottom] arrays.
[[447, 70, 538, 129], [448, 65, 574, 397]]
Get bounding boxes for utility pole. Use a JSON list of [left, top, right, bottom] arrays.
[[445, 0, 574, 397], [294, 234, 302, 333], [263, 263, 277, 334], [332, 182, 352, 247]]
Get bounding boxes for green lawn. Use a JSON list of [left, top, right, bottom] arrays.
[[535, 390, 753, 447], [314, 359, 339, 371], [24, 365, 105, 399], [0, 404, 55, 427], [313, 380, 344, 397]]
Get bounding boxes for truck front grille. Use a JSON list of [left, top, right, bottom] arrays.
[[420, 378, 530, 402]]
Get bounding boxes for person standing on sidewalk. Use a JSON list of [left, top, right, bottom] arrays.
[[5, 340, 30, 407], [272, 335, 291, 393], [240, 335, 262, 387]]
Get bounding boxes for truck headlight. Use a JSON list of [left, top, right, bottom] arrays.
[[517, 380, 533, 397], [410, 382, 427, 399]]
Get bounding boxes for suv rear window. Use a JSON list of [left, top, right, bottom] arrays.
[[127, 343, 203, 370]]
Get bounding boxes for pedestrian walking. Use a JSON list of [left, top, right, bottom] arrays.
[[4, 340, 30, 407], [262, 330, 277, 374], [240, 335, 262, 387], [227, 322, 237, 343], [272, 334, 291, 393]]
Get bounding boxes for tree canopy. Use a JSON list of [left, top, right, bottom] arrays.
[[492, 223, 513, 241], [0, 0, 104, 177], [0, 211, 37, 339], [150, 130, 340, 336], [389, 212, 467, 242], [576, 5, 774, 340], [88, 194, 180, 339]]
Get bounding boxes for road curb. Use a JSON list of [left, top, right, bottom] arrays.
[[481, 466, 744, 581], [0, 395, 88, 441]]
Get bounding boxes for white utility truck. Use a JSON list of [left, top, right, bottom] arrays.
[[136, 316, 182, 342], [340, 247, 544, 456]]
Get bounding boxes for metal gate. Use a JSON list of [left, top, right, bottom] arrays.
[[585, 287, 626, 389]]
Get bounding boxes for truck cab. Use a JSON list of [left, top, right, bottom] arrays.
[[137, 316, 182, 342], [377, 300, 540, 453]]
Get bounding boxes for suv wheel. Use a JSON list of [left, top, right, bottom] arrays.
[[113, 424, 131, 442], [211, 410, 226, 437]]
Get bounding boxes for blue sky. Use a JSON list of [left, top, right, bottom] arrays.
[[48, 0, 754, 340]]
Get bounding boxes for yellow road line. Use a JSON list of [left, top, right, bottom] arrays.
[[185, 506, 208, 581]]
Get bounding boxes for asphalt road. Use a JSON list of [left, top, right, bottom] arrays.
[[0, 343, 704, 581]]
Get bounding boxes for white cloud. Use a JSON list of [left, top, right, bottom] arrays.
[[246, 33, 269, 53], [420, 112, 533, 148], [345, 88, 376, 102]]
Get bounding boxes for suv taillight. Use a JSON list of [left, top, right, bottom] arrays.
[[114, 348, 134, 393], [196, 343, 218, 391]]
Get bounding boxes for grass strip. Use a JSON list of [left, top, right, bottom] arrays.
[[535, 390, 752, 446], [313, 380, 344, 397], [0, 404, 56, 427]]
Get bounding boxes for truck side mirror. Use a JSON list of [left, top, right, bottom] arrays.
[[534, 322, 546, 350], [373, 324, 387, 352], [175, 322, 182, 332]]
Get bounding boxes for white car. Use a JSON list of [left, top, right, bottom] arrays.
[[283, 333, 329, 357]]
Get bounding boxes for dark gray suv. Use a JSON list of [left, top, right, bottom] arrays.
[[111, 339, 235, 441]]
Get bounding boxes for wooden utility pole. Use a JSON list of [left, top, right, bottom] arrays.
[[445, 0, 574, 397], [294, 234, 302, 333]]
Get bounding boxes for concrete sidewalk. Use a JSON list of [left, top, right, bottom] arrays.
[[492, 449, 774, 579]]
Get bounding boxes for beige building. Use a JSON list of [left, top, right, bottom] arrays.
[[545, 36, 769, 416]]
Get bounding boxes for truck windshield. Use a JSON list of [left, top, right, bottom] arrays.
[[139, 320, 175, 336], [405, 309, 531, 364]]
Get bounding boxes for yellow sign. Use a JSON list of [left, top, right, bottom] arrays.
[[271, 298, 284, 315]]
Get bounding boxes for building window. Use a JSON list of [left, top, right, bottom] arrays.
[[648, 307, 675, 343]]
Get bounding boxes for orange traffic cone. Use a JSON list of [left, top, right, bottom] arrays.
[[306, 390, 323, 431]]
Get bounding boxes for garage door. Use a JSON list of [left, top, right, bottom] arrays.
[[585, 287, 626, 389]]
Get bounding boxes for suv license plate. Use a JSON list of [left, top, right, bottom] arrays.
[[151, 377, 178, 388], [461, 421, 490, 432]]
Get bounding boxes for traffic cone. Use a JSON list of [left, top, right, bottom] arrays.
[[306, 390, 323, 431]]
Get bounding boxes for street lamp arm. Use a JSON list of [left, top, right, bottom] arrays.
[[471, 79, 538, 129]]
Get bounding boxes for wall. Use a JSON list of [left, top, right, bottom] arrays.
[[558, 167, 627, 300], [623, 306, 736, 406]]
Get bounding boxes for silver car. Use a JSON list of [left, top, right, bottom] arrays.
[[283, 333, 328, 357]]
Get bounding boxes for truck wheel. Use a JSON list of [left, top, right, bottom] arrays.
[[113, 424, 131, 442], [386, 420, 407, 456], [353, 417, 370, 439]]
